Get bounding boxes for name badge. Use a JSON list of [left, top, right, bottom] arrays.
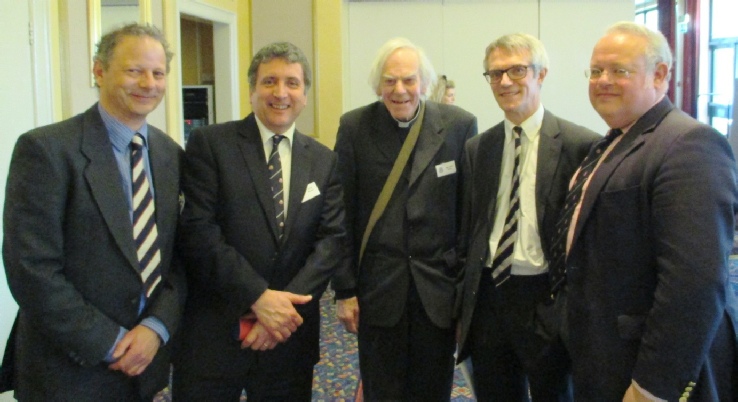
[[302, 182, 321, 203], [435, 161, 457, 178]]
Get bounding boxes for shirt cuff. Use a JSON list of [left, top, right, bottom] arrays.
[[632, 380, 667, 402], [141, 316, 170, 345], [104, 326, 127, 363]]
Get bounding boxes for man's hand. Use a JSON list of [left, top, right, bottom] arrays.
[[241, 320, 278, 351], [108, 325, 161, 376], [250, 289, 312, 342], [337, 297, 359, 334]]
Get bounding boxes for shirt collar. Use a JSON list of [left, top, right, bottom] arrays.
[[504, 104, 544, 142], [98, 103, 149, 152], [255, 115, 295, 147], [394, 101, 423, 128]]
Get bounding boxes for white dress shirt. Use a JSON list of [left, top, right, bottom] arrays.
[[486, 105, 547, 275], [255, 116, 294, 219]]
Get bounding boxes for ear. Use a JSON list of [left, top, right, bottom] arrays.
[[92, 61, 104, 87], [652, 62, 669, 88], [537, 67, 548, 84]]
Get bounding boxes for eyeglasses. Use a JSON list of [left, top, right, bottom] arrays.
[[483, 65, 532, 84], [585, 68, 632, 81]]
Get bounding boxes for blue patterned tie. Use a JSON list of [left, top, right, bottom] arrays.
[[490, 126, 522, 287], [549, 129, 623, 293], [131, 133, 162, 298], [269, 135, 285, 238]]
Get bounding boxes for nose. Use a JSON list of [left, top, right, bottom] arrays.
[[498, 71, 514, 86], [138, 71, 155, 88], [272, 81, 288, 97], [393, 80, 407, 94], [594, 70, 616, 84]]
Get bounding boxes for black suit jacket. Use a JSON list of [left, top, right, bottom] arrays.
[[174, 113, 348, 379], [566, 98, 738, 400], [456, 110, 599, 360], [332, 101, 477, 329], [2, 104, 185, 399]]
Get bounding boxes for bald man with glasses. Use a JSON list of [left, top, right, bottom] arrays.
[[456, 33, 599, 401]]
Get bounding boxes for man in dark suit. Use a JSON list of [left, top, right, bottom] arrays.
[[172, 42, 348, 401], [1, 24, 184, 400], [558, 21, 738, 401], [455, 33, 599, 401], [332, 37, 477, 400]]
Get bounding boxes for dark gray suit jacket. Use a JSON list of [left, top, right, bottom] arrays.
[[174, 113, 348, 380], [567, 98, 738, 400], [2, 104, 185, 400], [456, 110, 599, 359], [332, 101, 477, 329]]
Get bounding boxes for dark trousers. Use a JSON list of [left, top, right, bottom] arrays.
[[469, 272, 572, 402], [358, 280, 456, 401], [171, 357, 313, 402]]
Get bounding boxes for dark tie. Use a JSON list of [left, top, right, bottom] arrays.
[[269, 135, 285, 238], [131, 133, 162, 298], [490, 126, 523, 287], [549, 129, 623, 293]]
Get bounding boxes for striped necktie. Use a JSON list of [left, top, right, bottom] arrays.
[[490, 126, 523, 287], [269, 135, 285, 238], [549, 128, 623, 294], [131, 133, 162, 298]]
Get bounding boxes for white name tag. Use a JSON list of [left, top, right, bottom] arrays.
[[435, 161, 457, 178], [302, 182, 321, 203]]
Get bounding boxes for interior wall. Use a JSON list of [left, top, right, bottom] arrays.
[[251, 0, 316, 136], [345, 0, 633, 134], [180, 18, 215, 86]]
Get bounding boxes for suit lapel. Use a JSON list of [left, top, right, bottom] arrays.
[[536, 111, 563, 230], [284, 132, 311, 241], [80, 106, 139, 272], [409, 102, 445, 187], [480, 125, 505, 226], [571, 98, 674, 248], [237, 115, 282, 242], [148, 128, 179, 245]]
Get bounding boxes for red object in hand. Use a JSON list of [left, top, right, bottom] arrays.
[[235, 317, 256, 341]]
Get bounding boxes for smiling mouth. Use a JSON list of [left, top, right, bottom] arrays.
[[271, 104, 290, 110]]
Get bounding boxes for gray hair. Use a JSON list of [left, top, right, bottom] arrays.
[[483, 33, 550, 73], [368, 37, 436, 95], [248, 42, 312, 94], [605, 21, 673, 74], [94, 23, 173, 73]]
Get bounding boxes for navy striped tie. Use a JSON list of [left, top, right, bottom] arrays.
[[549, 128, 623, 294], [490, 126, 522, 287], [269, 135, 285, 238], [131, 133, 162, 298]]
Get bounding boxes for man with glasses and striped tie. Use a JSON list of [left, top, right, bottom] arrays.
[[456, 33, 599, 401], [561, 21, 738, 402], [2, 23, 185, 401]]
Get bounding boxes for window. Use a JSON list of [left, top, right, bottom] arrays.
[[635, 0, 659, 32], [707, 0, 738, 135]]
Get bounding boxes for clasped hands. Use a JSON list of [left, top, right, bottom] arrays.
[[239, 289, 312, 351]]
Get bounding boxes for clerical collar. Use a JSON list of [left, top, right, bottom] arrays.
[[394, 101, 423, 128]]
